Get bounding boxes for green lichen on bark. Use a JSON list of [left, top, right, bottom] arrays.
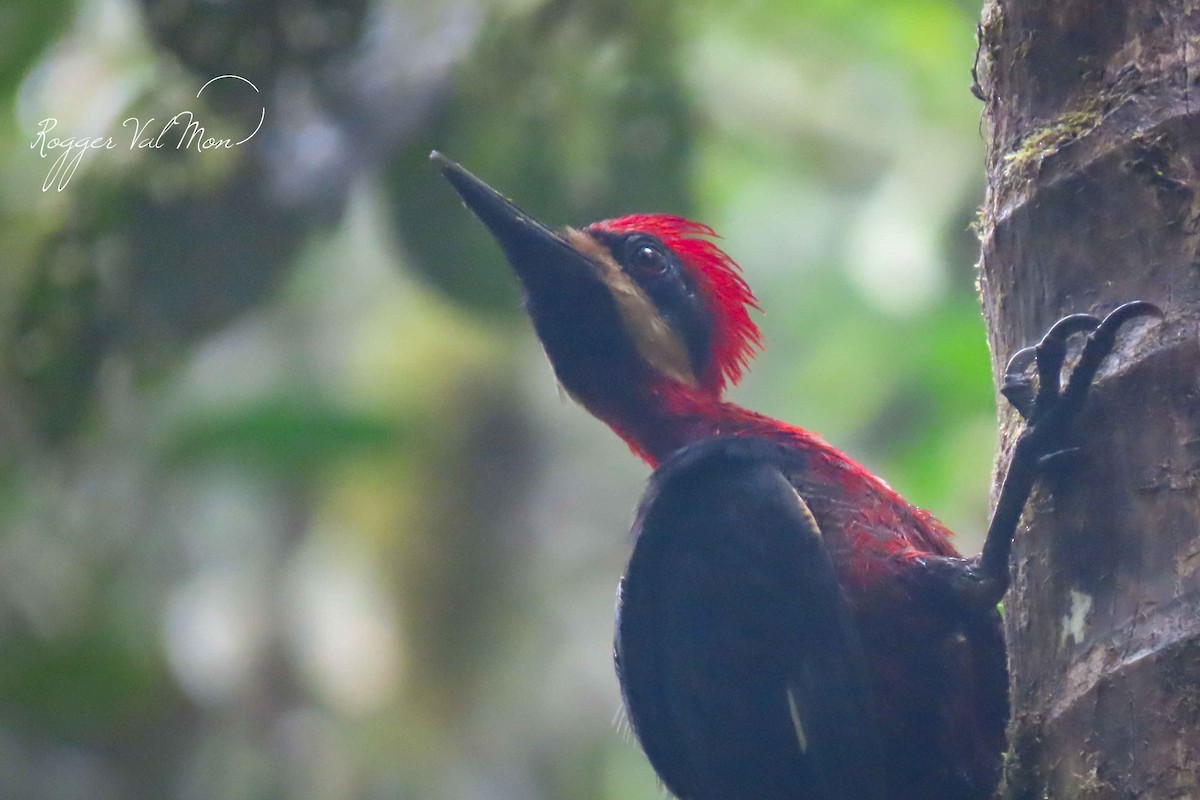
[[1001, 105, 1102, 181]]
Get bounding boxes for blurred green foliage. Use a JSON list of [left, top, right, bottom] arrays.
[[0, 0, 994, 797]]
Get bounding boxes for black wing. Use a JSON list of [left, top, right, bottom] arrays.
[[615, 437, 887, 800]]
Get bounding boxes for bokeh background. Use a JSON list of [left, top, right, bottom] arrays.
[[0, 1, 997, 797]]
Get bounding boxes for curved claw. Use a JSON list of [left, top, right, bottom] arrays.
[[1095, 301, 1164, 340], [1032, 314, 1101, 415], [1037, 313, 1102, 348], [1003, 346, 1037, 383], [1001, 346, 1038, 418], [1059, 300, 1163, 410]]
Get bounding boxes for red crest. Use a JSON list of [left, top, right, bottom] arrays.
[[588, 214, 763, 392]]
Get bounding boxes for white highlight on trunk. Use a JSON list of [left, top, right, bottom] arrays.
[[1061, 588, 1093, 647]]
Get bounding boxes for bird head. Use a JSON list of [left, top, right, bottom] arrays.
[[432, 153, 762, 441]]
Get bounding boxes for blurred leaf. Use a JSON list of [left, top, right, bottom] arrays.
[[164, 398, 408, 472], [0, 628, 169, 736]]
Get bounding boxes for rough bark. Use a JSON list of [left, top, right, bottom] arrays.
[[975, 2, 1200, 797]]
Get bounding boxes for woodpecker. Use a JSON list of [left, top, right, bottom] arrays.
[[431, 152, 1159, 800]]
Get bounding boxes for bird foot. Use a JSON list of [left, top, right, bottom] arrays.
[[1001, 301, 1161, 432], [975, 301, 1162, 595]]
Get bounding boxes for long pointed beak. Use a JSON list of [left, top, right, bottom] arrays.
[[431, 151, 592, 284]]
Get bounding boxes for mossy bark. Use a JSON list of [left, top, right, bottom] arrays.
[[975, 1, 1200, 797]]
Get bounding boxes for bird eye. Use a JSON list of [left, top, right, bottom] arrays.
[[631, 244, 667, 275]]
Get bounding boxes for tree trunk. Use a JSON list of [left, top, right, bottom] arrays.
[[975, 2, 1200, 797]]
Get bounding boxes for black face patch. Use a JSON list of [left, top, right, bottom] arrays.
[[591, 230, 715, 383]]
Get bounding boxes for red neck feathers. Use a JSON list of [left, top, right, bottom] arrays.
[[605, 382, 961, 568], [583, 215, 771, 466], [606, 385, 777, 467]]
